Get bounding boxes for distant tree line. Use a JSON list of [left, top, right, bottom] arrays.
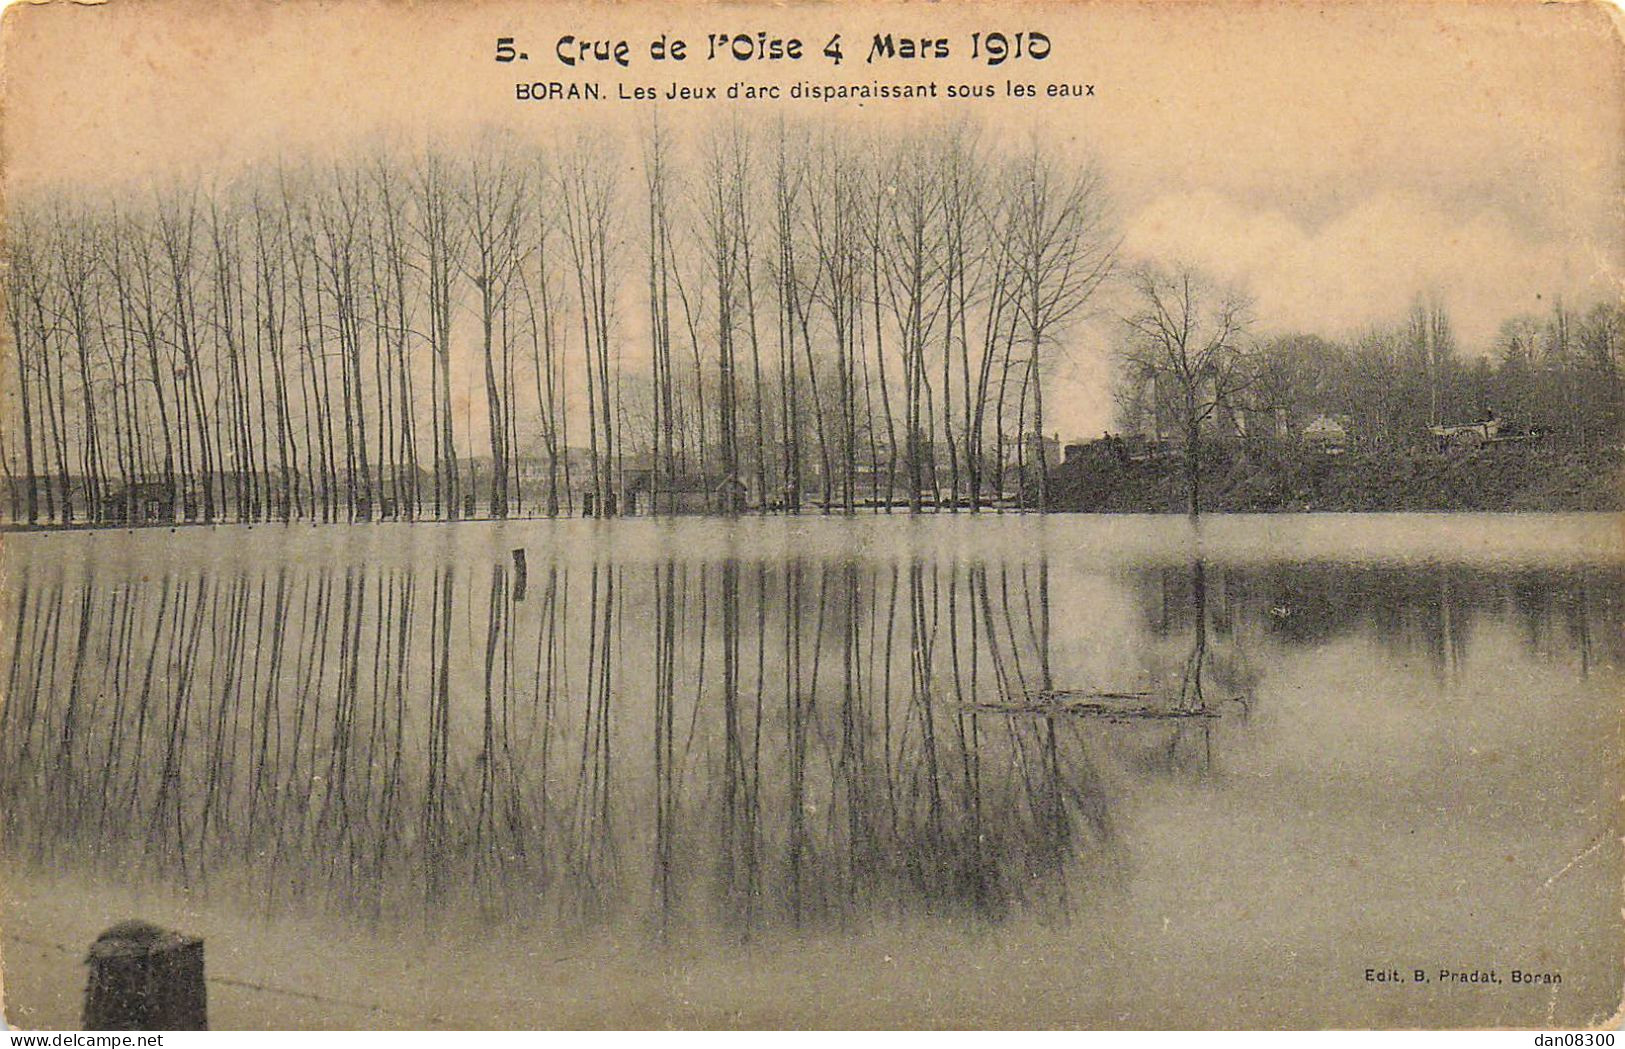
[[1252, 295, 1625, 450], [1111, 262, 1624, 513], [0, 118, 1115, 526]]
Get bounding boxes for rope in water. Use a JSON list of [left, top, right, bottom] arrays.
[[3, 932, 449, 1028]]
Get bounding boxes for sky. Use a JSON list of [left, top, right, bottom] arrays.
[[2, 0, 1621, 439]]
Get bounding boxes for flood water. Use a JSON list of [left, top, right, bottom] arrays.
[[1, 514, 1620, 1028]]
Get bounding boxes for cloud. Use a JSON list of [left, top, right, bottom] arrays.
[[1120, 189, 1620, 350]]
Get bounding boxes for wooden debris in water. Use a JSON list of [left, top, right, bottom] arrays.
[[957, 688, 1232, 720]]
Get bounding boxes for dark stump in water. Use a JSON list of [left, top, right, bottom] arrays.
[[512, 548, 528, 601], [83, 920, 207, 1030]]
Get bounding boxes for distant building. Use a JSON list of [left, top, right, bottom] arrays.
[[101, 482, 176, 523], [1026, 433, 1061, 470], [628, 471, 750, 514], [1302, 415, 1350, 453], [1065, 434, 1133, 466]]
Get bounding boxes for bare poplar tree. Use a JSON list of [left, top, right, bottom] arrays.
[[461, 140, 530, 517], [875, 133, 948, 513], [155, 189, 221, 522], [411, 149, 466, 518], [1005, 143, 1115, 510], [729, 122, 771, 512], [770, 120, 812, 512], [518, 151, 569, 516], [642, 118, 680, 514], [558, 136, 622, 516], [699, 125, 744, 513], [4, 208, 48, 523], [1119, 263, 1257, 516], [805, 126, 866, 513]]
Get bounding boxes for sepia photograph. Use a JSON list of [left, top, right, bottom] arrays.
[[0, 0, 1620, 1031]]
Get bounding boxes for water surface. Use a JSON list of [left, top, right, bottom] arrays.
[[1, 514, 1619, 1027]]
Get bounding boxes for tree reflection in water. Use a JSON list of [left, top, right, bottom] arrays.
[[2, 554, 1123, 935]]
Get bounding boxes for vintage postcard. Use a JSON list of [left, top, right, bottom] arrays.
[[0, 0, 1620, 1031]]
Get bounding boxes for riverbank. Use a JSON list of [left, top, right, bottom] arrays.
[[2, 443, 1621, 532], [1047, 440, 1625, 514]]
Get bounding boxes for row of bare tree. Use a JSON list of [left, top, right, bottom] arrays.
[[1249, 296, 1625, 454], [1, 119, 1116, 526]]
